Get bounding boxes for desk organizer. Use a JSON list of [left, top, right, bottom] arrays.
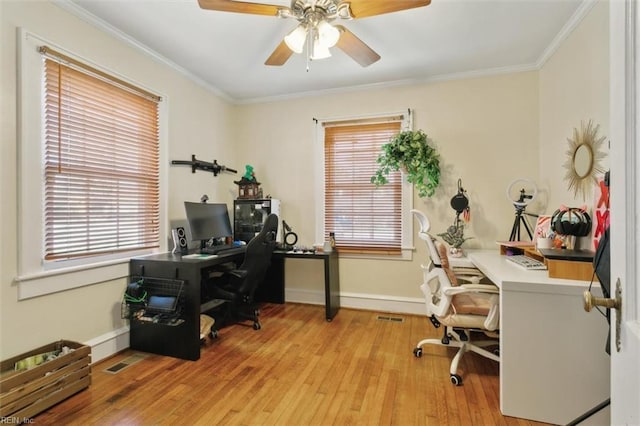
[[0, 340, 91, 420], [538, 248, 597, 281], [546, 258, 596, 281], [498, 242, 597, 282], [496, 240, 535, 256]]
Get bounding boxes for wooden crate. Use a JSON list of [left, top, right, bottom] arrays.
[[0, 340, 91, 420]]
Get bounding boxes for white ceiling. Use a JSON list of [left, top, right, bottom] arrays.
[[62, 0, 587, 103]]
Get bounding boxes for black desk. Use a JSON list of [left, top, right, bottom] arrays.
[[129, 248, 340, 360], [262, 250, 340, 321]]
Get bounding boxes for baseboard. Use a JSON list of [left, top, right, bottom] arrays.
[[285, 288, 425, 316], [84, 326, 130, 364]]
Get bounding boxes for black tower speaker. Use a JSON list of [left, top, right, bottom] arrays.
[[172, 227, 188, 254]]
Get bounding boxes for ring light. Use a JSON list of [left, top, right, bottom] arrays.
[[506, 178, 538, 207]]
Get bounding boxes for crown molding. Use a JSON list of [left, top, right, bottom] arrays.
[[52, 0, 595, 106], [239, 62, 539, 105], [535, 0, 598, 69], [51, 0, 234, 103]]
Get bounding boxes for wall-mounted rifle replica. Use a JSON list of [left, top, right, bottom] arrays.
[[171, 155, 237, 177]]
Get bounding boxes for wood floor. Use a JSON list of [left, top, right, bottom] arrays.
[[36, 303, 550, 425]]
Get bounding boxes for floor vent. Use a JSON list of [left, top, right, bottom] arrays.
[[104, 353, 147, 374], [377, 315, 405, 323]]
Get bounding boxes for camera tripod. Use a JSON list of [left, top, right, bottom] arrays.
[[509, 204, 535, 241], [509, 189, 537, 241]]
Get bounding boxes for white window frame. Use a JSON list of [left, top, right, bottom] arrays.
[[15, 29, 168, 299], [314, 110, 414, 260]]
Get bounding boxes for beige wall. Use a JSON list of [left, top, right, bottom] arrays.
[[1, 1, 234, 358], [0, 1, 609, 359], [539, 1, 610, 212], [234, 72, 540, 298]]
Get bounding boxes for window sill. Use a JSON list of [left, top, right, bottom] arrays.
[[15, 258, 131, 300], [334, 247, 414, 261]]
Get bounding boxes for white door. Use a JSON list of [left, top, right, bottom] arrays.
[[610, 1, 640, 423]]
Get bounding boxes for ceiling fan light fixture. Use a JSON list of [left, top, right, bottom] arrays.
[[310, 37, 332, 60], [284, 24, 308, 54], [316, 19, 340, 48]]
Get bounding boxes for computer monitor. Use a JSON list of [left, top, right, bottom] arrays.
[[184, 202, 233, 246]]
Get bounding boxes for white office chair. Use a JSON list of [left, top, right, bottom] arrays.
[[413, 241, 500, 385], [411, 209, 484, 280]]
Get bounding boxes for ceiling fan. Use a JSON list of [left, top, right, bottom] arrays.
[[197, 0, 431, 67]]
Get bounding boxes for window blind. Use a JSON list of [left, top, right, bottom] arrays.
[[324, 121, 402, 254], [43, 56, 160, 260]]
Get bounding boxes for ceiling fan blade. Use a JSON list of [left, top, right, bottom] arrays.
[[335, 25, 380, 67], [198, 0, 282, 16], [265, 40, 294, 66], [341, 0, 431, 19]]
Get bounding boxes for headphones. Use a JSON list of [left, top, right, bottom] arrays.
[[551, 205, 592, 237]]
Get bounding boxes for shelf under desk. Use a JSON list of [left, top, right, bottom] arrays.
[[466, 249, 610, 425]]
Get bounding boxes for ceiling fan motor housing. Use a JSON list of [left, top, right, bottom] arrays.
[[286, 0, 352, 22]]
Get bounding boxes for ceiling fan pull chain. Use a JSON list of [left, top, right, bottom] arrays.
[[306, 26, 312, 72]]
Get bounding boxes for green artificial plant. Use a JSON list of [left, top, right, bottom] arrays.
[[437, 223, 472, 249], [370, 130, 441, 198]]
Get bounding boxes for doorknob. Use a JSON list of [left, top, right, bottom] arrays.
[[583, 290, 620, 311], [583, 279, 622, 352]]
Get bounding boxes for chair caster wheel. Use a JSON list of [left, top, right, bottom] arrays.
[[413, 347, 423, 358], [210, 329, 219, 339], [253, 322, 261, 330], [450, 374, 463, 386]]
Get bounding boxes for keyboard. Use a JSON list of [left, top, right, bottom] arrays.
[[506, 255, 547, 270], [201, 245, 242, 255]]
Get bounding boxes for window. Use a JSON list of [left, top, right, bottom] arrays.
[[317, 112, 413, 257], [42, 50, 160, 260], [16, 31, 166, 299]]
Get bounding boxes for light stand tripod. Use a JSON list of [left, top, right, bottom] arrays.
[[509, 189, 537, 241]]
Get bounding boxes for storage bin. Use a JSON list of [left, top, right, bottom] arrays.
[[0, 340, 91, 421]]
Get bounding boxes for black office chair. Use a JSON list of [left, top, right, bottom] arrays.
[[207, 213, 278, 334]]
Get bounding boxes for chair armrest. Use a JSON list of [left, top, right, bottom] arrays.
[[454, 274, 481, 284], [227, 269, 248, 280]]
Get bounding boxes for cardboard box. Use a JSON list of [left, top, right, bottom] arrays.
[[0, 340, 91, 420]]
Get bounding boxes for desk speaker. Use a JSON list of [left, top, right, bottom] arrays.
[[172, 227, 188, 254]]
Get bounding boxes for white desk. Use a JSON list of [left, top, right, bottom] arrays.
[[466, 250, 610, 425]]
